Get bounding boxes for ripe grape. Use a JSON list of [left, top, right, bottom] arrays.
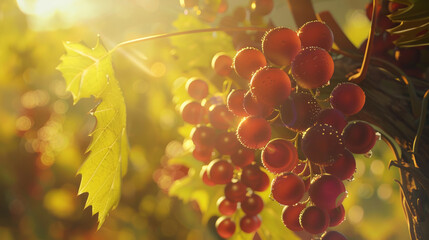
[[328, 204, 345, 227], [227, 89, 248, 117], [215, 131, 240, 155], [212, 53, 233, 77], [271, 172, 305, 205], [209, 104, 235, 130], [231, 147, 255, 167], [241, 164, 270, 191], [200, 166, 216, 186], [298, 20, 334, 51], [262, 27, 301, 66], [181, 101, 206, 125], [237, 116, 271, 149], [250, 0, 274, 15], [240, 215, 262, 233], [302, 124, 344, 166], [280, 92, 321, 132], [233, 47, 267, 80], [299, 206, 330, 234], [321, 231, 348, 240], [309, 174, 347, 210], [243, 90, 274, 117], [261, 138, 298, 173], [325, 150, 356, 181], [291, 47, 334, 89], [241, 193, 264, 216], [224, 181, 247, 202], [343, 121, 377, 154], [250, 67, 291, 107], [330, 83, 365, 116], [216, 216, 236, 238], [186, 78, 209, 100], [233, 7, 247, 22], [193, 145, 213, 163], [316, 108, 347, 132], [217, 196, 237, 216], [191, 125, 216, 147], [282, 203, 306, 231], [207, 159, 234, 184]]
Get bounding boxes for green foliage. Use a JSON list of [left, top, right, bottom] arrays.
[[388, 0, 429, 47], [57, 38, 129, 228]]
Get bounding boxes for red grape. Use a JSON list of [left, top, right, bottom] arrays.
[[262, 138, 298, 173], [316, 108, 347, 132], [243, 90, 274, 117], [200, 166, 216, 186], [298, 20, 334, 51], [217, 196, 237, 216], [212, 53, 233, 77], [241, 193, 264, 216], [181, 101, 206, 125], [271, 172, 305, 205], [209, 104, 235, 130], [280, 92, 321, 132], [343, 121, 377, 154], [193, 145, 213, 163], [299, 206, 330, 234], [262, 27, 301, 66], [191, 125, 216, 147], [250, 67, 292, 107], [237, 116, 271, 149], [216, 216, 236, 238], [231, 147, 255, 167], [241, 164, 270, 191], [291, 47, 334, 89], [224, 181, 247, 202], [302, 124, 344, 166], [330, 83, 365, 116], [325, 149, 356, 180], [309, 174, 347, 210], [215, 131, 240, 155], [282, 203, 306, 231], [227, 89, 248, 117], [328, 204, 345, 227], [240, 215, 262, 233], [233, 47, 267, 80], [388, 2, 407, 13], [207, 159, 234, 184], [321, 231, 348, 240], [186, 78, 209, 100]]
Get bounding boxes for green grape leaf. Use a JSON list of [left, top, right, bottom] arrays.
[[57, 38, 129, 229], [57, 38, 112, 104], [388, 0, 429, 47]]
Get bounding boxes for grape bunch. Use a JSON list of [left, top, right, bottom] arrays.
[[177, 19, 379, 239], [180, 75, 270, 238]]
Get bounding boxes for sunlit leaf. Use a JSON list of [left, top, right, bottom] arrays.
[[57, 38, 129, 228], [388, 0, 429, 47]]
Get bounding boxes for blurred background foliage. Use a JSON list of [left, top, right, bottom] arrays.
[[0, 0, 410, 239]]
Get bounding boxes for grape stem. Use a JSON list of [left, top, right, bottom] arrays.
[[348, 0, 378, 84], [109, 27, 268, 54]]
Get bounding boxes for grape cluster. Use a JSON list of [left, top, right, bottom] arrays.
[[362, 1, 428, 79], [221, 20, 377, 239], [180, 74, 270, 238], [179, 18, 379, 240]]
